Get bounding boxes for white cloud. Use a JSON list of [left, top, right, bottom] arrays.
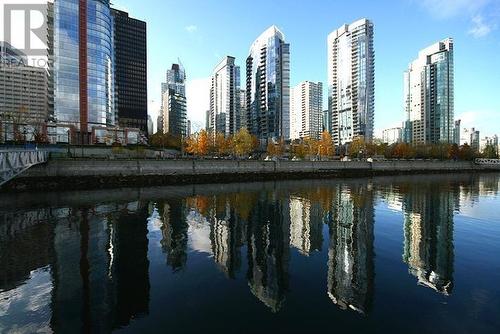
[[416, 0, 499, 40], [185, 25, 198, 33], [468, 15, 495, 38], [418, 0, 491, 19], [186, 77, 210, 133], [456, 110, 499, 137], [456, 111, 477, 127]]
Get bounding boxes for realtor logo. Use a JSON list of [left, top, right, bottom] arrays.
[[3, 2, 48, 56]]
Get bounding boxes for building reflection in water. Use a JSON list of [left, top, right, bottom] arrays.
[[0, 201, 151, 333], [289, 196, 323, 256], [158, 199, 188, 271], [401, 181, 456, 295], [246, 192, 290, 312], [326, 183, 375, 314], [209, 197, 245, 278], [3, 174, 494, 329]]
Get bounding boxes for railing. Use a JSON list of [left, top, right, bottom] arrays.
[[475, 158, 500, 165], [0, 150, 49, 186]]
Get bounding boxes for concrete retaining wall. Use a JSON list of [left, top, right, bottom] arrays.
[[21, 159, 493, 179], [5, 158, 498, 192]]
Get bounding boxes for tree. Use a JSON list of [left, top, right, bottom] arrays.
[[150, 132, 182, 149], [231, 128, 254, 157], [292, 142, 307, 160], [185, 134, 198, 155], [349, 137, 366, 158], [392, 142, 414, 159], [266, 139, 285, 157], [1, 105, 47, 143], [266, 142, 276, 157], [197, 129, 210, 156], [448, 144, 460, 160], [214, 132, 230, 156], [458, 144, 475, 161], [318, 131, 334, 157], [251, 135, 260, 152], [482, 144, 498, 159], [304, 137, 319, 157]]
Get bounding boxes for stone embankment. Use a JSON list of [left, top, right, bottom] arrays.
[[4, 159, 499, 191]]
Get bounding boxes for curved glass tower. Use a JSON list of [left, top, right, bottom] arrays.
[[54, 0, 115, 141], [246, 26, 290, 142]]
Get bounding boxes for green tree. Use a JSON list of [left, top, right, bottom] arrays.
[[482, 144, 498, 159]]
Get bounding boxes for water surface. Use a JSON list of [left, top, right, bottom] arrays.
[[1, 174, 500, 333]]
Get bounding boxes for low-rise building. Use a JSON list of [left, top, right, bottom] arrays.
[[382, 127, 403, 145]]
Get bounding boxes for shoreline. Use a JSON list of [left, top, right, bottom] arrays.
[[2, 159, 499, 192]]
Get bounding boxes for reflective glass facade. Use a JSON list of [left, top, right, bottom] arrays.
[[112, 9, 147, 134], [246, 26, 290, 141], [162, 64, 187, 137], [404, 39, 454, 145], [54, 0, 115, 131], [209, 56, 240, 138], [328, 19, 375, 146]]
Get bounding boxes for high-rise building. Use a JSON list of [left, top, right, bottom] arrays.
[[460, 127, 480, 152], [157, 114, 163, 134], [238, 89, 247, 130], [0, 42, 27, 64], [0, 43, 49, 141], [327, 19, 375, 146], [322, 109, 332, 133], [470, 128, 480, 152], [246, 26, 290, 142], [54, 0, 116, 143], [453, 119, 461, 145], [290, 81, 323, 140], [162, 64, 187, 137], [205, 109, 210, 131], [186, 119, 191, 138], [404, 39, 454, 145], [112, 9, 147, 134], [209, 56, 240, 137], [382, 127, 403, 145]]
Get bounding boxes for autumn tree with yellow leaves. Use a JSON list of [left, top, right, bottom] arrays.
[[231, 128, 254, 157], [318, 131, 334, 157]]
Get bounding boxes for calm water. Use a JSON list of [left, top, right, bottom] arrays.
[[1, 174, 500, 333]]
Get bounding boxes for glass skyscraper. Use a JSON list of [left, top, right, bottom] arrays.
[[54, 0, 115, 143], [404, 39, 454, 145], [209, 56, 240, 138], [162, 64, 187, 137], [327, 18, 375, 146], [112, 9, 147, 134], [246, 26, 290, 142]]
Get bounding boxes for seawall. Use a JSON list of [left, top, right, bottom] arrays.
[[3, 159, 499, 192]]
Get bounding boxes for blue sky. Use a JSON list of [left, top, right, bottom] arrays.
[[114, 0, 500, 137]]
